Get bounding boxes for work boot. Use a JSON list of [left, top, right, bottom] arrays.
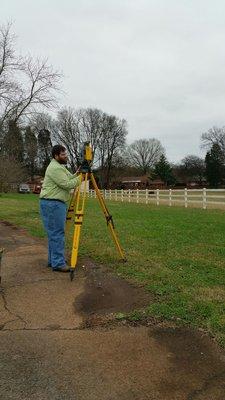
[[53, 265, 70, 272]]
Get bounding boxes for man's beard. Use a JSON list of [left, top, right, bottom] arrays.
[[58, 159, 67, 165]]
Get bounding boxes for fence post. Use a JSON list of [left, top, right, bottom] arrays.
[[203, 188, 207, 209], [128, 189, 131, 203], [121, 189, 124, 202], [136, 189, 139, 203], [146, 189, 148, 204], [156, 189, 159, 206], [109, 189, 111, 200], [115, 189, 118, 201], [94, 189, 96, 198], [169, 189, 172, 206], [184, 188, 188, 208]]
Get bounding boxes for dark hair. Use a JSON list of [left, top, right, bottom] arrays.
[[52, 145, 66, 158]]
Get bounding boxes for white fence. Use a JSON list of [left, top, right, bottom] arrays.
[[88, 188, 225, 210]]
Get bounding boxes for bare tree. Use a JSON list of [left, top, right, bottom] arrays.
[[28, 112, 55, 134], [180, 155, 205, 183], [0, 22, 21, 127], [12, 57, 61, 122], [127, 138, 165, 174], [79, 108, 105, 160], [0, 22, 14, 77], [53, 107, 128, 184], [97, 114, 127, 187], [53, 107, 106, 171], [52, 107, 81, 170], [0, 22, 61, 127], [201, 126, 225, 160]]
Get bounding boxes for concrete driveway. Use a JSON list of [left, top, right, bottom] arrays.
[[0, 221, 225, 400]]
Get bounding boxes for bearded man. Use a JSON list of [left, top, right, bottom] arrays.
[[40, 145, 81, 272]]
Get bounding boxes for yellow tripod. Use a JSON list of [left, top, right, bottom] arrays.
[[66, 166, 126, 281]]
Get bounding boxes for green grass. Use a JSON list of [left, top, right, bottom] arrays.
[[1, 193, 225, 345]]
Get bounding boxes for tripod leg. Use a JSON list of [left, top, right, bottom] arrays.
[[90, 173, 126, 261], [70, 173, 88, 281], [65, 186, 79, 236]]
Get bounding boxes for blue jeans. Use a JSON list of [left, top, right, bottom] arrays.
[[40, 199, 67, 269]]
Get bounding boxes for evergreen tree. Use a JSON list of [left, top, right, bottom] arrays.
[[205, 143, 224, 187], [154, 154, 176, 186], [24, 126, 38, 178], [37, 129, 52, 174], [3, 120, 24, 163]]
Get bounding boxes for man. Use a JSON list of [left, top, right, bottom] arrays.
[[40, 145, 81, 272]]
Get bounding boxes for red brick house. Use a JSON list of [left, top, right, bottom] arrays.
[[111, 175, 164, 189]]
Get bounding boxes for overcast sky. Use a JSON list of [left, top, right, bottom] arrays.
[[1, 0, 225, 162]]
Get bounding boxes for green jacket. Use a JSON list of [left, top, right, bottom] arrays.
[[40, 159, 81, 203]]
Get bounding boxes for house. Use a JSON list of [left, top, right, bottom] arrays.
[[148, 178, 164, 189], [120, 176, 150, 189], [111, 175, 165, 190]]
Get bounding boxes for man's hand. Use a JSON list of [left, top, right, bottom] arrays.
[[74, 166, 81, 175]]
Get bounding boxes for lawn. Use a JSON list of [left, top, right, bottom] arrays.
[[1, 193, 225, 345]]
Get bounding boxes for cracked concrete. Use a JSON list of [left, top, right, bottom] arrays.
[[1, 221, 225, 400]]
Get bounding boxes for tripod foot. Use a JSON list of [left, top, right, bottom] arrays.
[[70, 269, 75, 281]]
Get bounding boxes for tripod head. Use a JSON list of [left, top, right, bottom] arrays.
[[79, 142, 93, 173]]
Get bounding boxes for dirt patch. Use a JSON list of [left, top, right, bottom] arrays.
[[1, 220, 19, 230], [151, 326, 225, 399], [74, 259, 154, 319], [0, 220, 45, 255]]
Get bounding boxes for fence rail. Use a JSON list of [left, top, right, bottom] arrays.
[[88, 188, 225, 210]]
